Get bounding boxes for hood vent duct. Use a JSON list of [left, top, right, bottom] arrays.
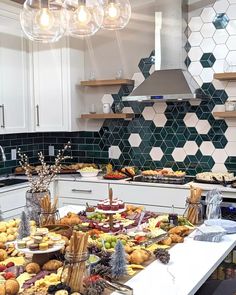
[[124, 0, 208, 102]]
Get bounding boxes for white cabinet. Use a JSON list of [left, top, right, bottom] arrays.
[[0, 185, 29, 220], [110, 183, 188, 214], [31, 37, 84, 132], [56, 180, 109, 207], [0, 3, 29, 134]]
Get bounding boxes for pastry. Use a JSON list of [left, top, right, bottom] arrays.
[[5, 279, 20, 295], [160, 237, 172, 246], [48, 241, 54, 248], [0, 284, 5, 295], [33, 236, 43, 244], [0, 249, 7, 261], [169, 234, 184, 243], [0, 243, 6, 250], [42, 260, 63, 271], [28, 244, 39, 251], [26, 241, 34, 248], [39, 243, 48, 251], [22, 237, 31, 243], [17, 241, 26, 249], [0, 233, 7, 243], [25, 262, 41, 274]]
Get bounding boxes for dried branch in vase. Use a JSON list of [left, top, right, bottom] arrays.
[[18, 142, 72, 193]]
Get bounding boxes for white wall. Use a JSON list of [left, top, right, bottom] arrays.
[[80, 0, 155, 125]]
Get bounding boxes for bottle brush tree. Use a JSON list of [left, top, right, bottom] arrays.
[[18, 211, 30, 239], [110, 240, 127, 278]]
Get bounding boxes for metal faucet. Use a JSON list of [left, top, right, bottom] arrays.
[[0, 146, 6, 162]]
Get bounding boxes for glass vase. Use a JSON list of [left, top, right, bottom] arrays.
[[25, 190, 50, 225], [61, 251, 90, 293], [185, 199, 203, 225], [39, 210, 60, 227]]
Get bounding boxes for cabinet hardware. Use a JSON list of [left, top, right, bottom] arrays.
[[36, 104, 40, 126], [71, 189, 92, 193], [0, 104, 5, 128]]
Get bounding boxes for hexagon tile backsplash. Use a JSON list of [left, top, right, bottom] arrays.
[[2, 0, 236, 176], [94, 0, 236, 175]]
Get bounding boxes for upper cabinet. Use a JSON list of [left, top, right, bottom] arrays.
[[30, 37, 84, 132], [0, 3, 29, 134]]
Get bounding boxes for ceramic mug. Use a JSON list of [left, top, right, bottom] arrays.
[[103, 103, 111, 114]]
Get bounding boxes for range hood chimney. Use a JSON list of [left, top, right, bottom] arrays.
[[124, 0, 208, 102]]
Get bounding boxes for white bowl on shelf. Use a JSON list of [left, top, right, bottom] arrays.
[[77, 169, 100, 177]]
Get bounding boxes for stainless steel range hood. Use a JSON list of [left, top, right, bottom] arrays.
[[124, 0, 208, 102]]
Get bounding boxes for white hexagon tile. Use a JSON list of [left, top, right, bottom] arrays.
[[109, 146, 121, 159], [184, 141, 198, 155], [153, 102, 167, 114], [200, 142, 215, 156], [142, 106, 155, 121], [150, 147, 164, 161], [213, 0, 229, 13], [184, 113, 199, 127], [172, 148, 187, 162], [153, 114, 167, 127], [189, 17, 203, 32], [128, 134, 142, 147]]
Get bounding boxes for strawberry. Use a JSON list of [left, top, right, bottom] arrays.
[[6, 262, 15, 268], [0, 265, 6, 272], [3, 272, 15, 280]]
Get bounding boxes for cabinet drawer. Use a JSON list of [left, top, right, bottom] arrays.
[[110, 184, 188, 209], [2, 206, 26, 220], [57, 181, 109, 201]]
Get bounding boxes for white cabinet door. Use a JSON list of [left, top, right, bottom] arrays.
[[0, 9, 29, 134], [0, 186, 28, 220], [32, 39, 69, 132], [110, 184, 188, 214]]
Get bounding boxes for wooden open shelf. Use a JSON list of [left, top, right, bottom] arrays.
[[213, 111, 236, 118], [80, 79, 134, 87], [214, 72, 236, 81], [81, 113, 135, 119]]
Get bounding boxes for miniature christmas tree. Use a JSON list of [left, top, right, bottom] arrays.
[[18, 211, 30, 239], [110, 240, 127, 278]]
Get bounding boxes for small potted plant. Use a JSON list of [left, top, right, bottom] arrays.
[[18, 142, 71, 224]]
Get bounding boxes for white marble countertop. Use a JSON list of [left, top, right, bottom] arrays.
[[59, 205, 236, 295]]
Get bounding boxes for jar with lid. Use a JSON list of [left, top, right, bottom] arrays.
[[225, 101, 236, 112], [39, 210, 60, 227], [184, 200, 203, 225], [61, 251, 90, 293]]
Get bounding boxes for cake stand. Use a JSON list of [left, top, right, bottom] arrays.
[[15, 244, 65, 266], [96, 188, 126, 230]]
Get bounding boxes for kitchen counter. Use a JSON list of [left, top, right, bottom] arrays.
[[59, 205, 236, 295], [56, 174, 236, 193]]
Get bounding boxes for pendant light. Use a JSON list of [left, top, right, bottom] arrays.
[[101, 0, 131, 30], [65, 0, 104, 37], [20, 0, 66, 43]]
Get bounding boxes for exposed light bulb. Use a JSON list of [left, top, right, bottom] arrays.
[[76, 5, 91, 25], [107, 2, 120, 20], [35, 8, 55, 30]]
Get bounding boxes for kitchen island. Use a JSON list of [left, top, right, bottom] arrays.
[[59, 205, 236, 295]]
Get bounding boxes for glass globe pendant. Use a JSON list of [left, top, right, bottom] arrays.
[[101, 0, 131, 30], [65, 0, 104, 38], [20, 0, 66, 43]]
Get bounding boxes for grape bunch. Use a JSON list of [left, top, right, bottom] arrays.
[[154, 249, 170, 264], [88, 245, 101, 255], [77, 210, 86, 216]]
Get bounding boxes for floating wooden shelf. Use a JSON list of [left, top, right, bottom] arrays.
[[214, 72, 236, 81], [81, 113, 135, 119], [213, 111, 236, 118], [80, 79, 134, 87]]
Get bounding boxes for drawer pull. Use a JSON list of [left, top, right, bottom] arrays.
[[72, 189, 92, 193]]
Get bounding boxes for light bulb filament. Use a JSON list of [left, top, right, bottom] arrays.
[[107, 2, 120, 20], [36, 8, 54, 30]]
